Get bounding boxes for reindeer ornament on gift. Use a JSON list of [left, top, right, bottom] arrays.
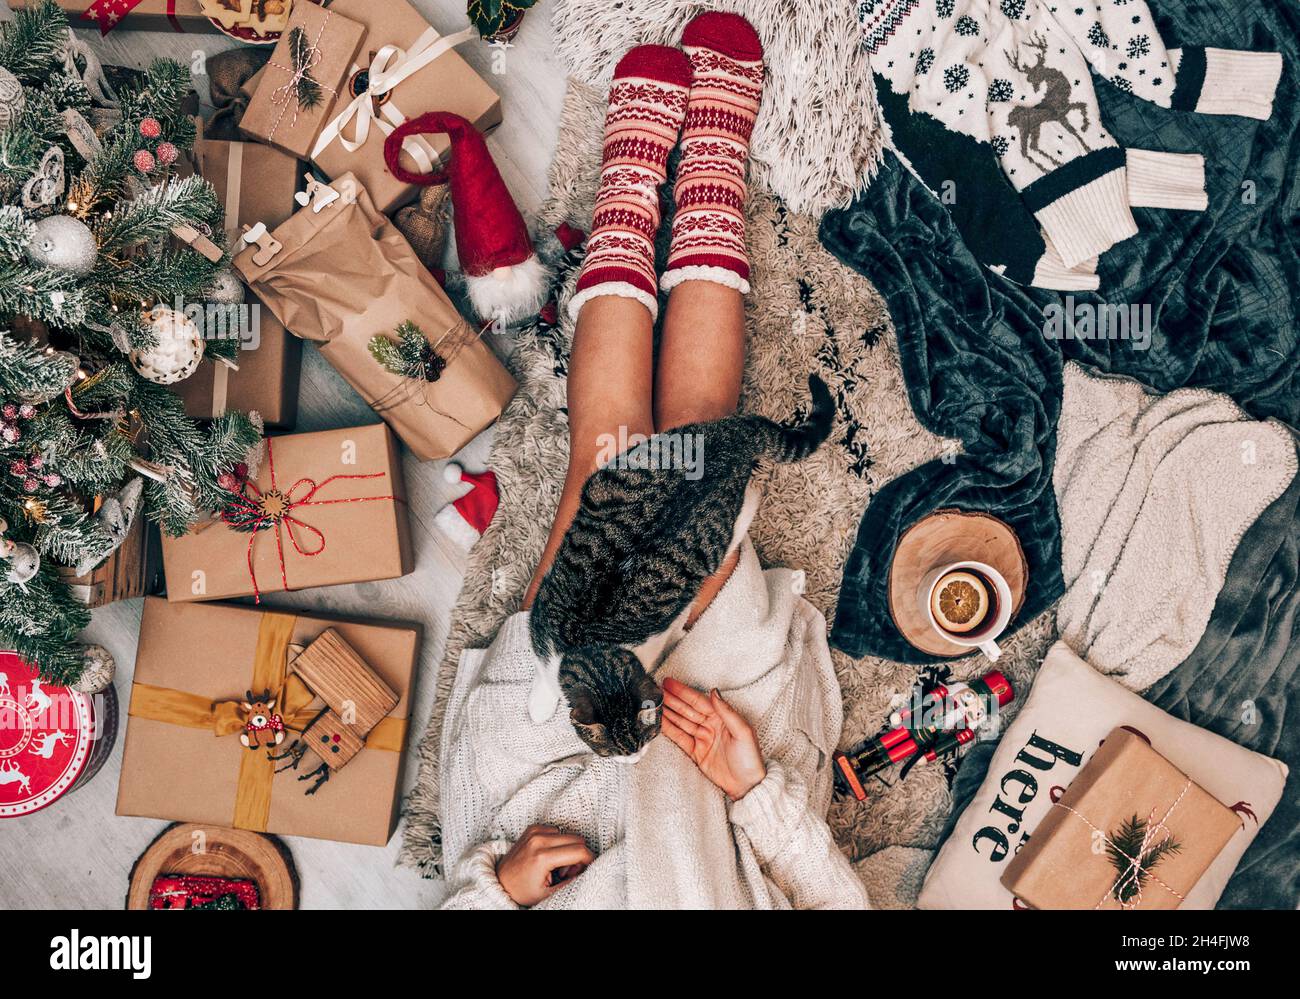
[[239, 689, 286, 750]]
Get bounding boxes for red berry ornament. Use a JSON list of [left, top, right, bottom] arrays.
[[139, 117, 162, 139], [134, 149, 156, 173], [156, 142, 178, 166]]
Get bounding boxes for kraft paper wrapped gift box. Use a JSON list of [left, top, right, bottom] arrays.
[[116, 598, 419, 846], [161, 423, 413, 602], [173, 137, 304, 428], [1000, 727, 1243, 910], [239, 0, 501, 213]]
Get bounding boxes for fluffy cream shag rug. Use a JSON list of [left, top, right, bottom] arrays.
[[400, 7, 1060, 907]]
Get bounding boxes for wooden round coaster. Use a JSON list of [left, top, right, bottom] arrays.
[[125, 823, 298, 910], [888, 509, 1029, 658]]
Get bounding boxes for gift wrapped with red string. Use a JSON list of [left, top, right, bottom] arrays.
[[161, 424, 412, 602]]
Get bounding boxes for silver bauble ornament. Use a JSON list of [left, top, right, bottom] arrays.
[[72, 643, 117, 694], [0, 66, 24, 132], [26, 214, 97, 275], [130, 307, 205, 385], [4, 540, 39, 585], [205, 267, 245, 305]]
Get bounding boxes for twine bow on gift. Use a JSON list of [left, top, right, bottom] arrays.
[[219, 437, 396, 602], [265, 14, 338, 139], [1053, 778, 1192, 910], [309, 24, 478, 174]]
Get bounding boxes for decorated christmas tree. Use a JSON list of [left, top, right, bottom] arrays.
[[0, 1, 260, 685]]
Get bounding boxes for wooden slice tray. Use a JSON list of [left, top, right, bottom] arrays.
[[888, 509, 1028, 657], [126, 823, 298, 910]]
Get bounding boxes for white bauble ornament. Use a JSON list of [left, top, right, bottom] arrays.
[[4, 540, 39, 585], [205, 267, 245, 305], [130, 307, 205, 384], [0, 66, 24, 132], [72, 643, 117, 694], [26, 214, 97, 275]]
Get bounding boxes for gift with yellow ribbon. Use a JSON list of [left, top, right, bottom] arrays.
[[116, 597, 419, 846], [239, 0, 501, 214]]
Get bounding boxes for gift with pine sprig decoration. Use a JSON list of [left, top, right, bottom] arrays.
[[1001, 728, 1243, 909]]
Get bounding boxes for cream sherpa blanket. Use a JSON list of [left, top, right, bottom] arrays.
[[1054, 362, 1298, 690], [438, 540, 869, 909]]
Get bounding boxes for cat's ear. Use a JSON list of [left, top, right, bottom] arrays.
[[568, 689, 607, 741]]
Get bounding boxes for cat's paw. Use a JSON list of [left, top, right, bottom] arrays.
[[527, 672, 560, 724]]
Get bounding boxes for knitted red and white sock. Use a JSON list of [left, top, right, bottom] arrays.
[[569, 45, 691, 322], [661, 13, 764, 295]]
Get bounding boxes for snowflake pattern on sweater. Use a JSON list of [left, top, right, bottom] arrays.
[[857, 0, 1282, 274]]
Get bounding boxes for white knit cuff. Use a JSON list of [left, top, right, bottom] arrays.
[[1172, 47, 1283, 121], [451, 840, 521, 909], [1126, 149, 1208, 211], [1031, 166, 1138, 269], [566, 281, 659, 323], [1032, 233, 1100, 292], [660, 265, 751, 295], [727, 760, 800, 850]]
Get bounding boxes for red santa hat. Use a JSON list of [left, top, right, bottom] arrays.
[[433, 463, 499, 550], [384, 111, 548, 325]]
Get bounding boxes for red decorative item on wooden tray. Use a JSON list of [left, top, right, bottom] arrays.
[[0, 651, 117, 818]]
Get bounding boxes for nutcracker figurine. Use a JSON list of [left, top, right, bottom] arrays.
[[833, 671, 1014, 801]]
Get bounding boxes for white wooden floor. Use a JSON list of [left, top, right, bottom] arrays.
[[0, 0, 567, 909]]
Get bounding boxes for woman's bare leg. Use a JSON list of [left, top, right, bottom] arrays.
[[523, 296, 655, 607], [654, 279, 746, 625]]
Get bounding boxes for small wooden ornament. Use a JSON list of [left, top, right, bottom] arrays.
[[267, 629, 399, 793], [172, 223, 224, 262], [294, 175, 341, 214], [241, 222, 282, 265]]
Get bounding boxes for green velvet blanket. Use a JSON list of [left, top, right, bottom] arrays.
[[820, 0, 1300, 662]]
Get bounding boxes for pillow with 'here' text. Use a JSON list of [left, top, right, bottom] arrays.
[[918, 642, 1287, 909]]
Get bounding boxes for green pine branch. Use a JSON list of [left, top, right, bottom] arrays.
[[1106, 815, 1183, 904]]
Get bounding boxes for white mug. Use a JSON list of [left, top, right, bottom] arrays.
[[918, 560, 1013, 661]]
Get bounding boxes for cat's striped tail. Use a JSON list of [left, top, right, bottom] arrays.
[[759, 373, 834, 463]]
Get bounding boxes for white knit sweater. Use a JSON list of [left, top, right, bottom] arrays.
[[438, 540, 870, 909]]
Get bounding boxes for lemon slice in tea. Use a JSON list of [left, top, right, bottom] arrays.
[[931, 571, 990, 634]]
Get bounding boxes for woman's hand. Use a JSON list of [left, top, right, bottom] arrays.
[[496, 824, 594, 907], [660, 677, 766, 800]]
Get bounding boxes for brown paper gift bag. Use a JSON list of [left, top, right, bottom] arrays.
[[173, 137, 304, 428], [116, 598, 419, 846], [1000, 728, 1242, 909], [234, 174, 516, 461], [161, 422, 412, 602]]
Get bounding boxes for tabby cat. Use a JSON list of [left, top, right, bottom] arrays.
[[528, 374, 834, 757]]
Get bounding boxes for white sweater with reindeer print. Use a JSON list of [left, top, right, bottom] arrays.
[[858, 0, 1282, 271]]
